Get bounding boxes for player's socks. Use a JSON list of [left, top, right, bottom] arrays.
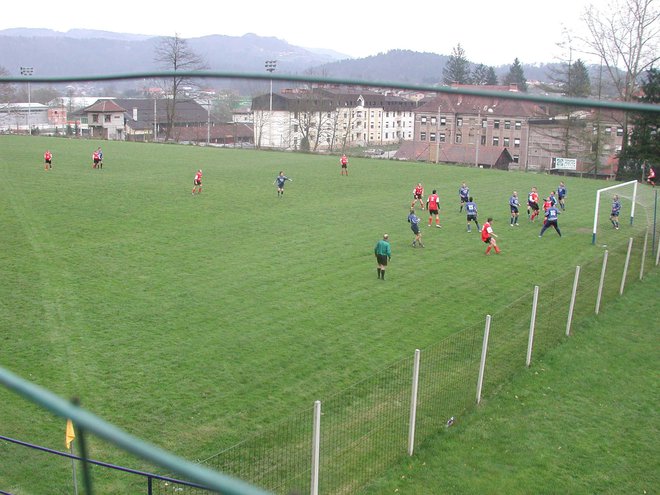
[[495, 246, 501, 254], [381, 271, 385, 280], [377, 268, 381, 278], [486, 246, 491, 254]]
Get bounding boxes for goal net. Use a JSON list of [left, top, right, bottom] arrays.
[[591, 180, 638, 245]]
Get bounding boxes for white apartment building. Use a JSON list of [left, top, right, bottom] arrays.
[[251, 87, 418, 151]]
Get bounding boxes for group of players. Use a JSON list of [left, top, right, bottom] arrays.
[[404, 181, 575, 256], [42, 147, 104, 171]]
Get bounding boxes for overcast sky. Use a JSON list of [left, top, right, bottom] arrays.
[[4, 0, 600, 66]]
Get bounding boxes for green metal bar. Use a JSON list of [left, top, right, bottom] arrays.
[[0, 365, 272, 495], [2, 71, 659, 113]]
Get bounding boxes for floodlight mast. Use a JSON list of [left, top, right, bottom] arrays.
[[265, 60, 277, 148], [20, 66, 33, 135]]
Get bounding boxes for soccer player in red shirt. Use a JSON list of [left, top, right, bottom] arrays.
[[426, 189, 441, 227], [340, 154, 349, 175], [481, 217, 501, 255], [411, 183, 425, 209], [192, 169, 203, 195], [648, 166, 656, 187], [542, 196, 552, 213], [92, 149, 101, 169], [528, 187, 540, 222], [44, 150, 52, 171]]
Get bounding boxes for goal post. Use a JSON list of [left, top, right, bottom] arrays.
[[592, 180, 638, 245]]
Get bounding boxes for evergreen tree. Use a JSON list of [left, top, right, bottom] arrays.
[[502, 58, 528, 92], [485, 66, 498, 85], [617, 68, 660, 180], [566, 59, 591, 97], [471, 65, 499, 86], [442, 44, 472, 85]]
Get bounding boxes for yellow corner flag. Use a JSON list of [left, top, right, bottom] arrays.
[[65, 419, 76, 449]]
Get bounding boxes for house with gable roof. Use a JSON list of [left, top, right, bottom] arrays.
[[80, 98, 214, 141]]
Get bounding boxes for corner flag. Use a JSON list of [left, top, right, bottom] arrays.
[[65, 419, 76, 449]]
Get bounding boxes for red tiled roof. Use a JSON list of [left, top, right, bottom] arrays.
[[83, 100, 127, 113]]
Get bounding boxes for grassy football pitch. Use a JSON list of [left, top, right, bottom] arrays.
[[0, 135, 655, 493]]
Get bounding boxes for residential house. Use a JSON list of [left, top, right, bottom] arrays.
[[79, 98, 215, 141]]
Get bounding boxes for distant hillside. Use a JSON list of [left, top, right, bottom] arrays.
[[0, 29, 342, 79], [0, 28, 609, 95]]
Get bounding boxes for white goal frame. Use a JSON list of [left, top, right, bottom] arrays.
[[592, 180, 638, 245]]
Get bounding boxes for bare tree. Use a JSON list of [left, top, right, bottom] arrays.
[[0, 66, 15, 102], [580, 0, 659, 103], [154, 34, 208, 141]]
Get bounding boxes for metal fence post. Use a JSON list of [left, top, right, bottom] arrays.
[[640, 230, 648, 280], [596, 250, 608, 315], [526, 286, 539, 367], [408, 349, 421, 456], [310, 400, 321, 495], [566, 266, 580, 337], [620, 237, 633, 295], [476, 315, 491, 405]]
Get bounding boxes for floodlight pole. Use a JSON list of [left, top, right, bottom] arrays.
[[20, 66, 33, 135], [206, 99, 211, 145], [265, 60, 277, 148], [475, 108, 481, 167]]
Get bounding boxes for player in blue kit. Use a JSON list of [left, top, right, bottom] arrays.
[[458, 182, 469, 212], [610, 195, 621, 229], [539, 205, 562, 237], [274, 171, 293, 198], [509, 191, 520, 226], [408, 208, 424, 247], [464, 197, 479, 233], [557, 182, 567, 210]]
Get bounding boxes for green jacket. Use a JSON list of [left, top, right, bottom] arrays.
[[374, 239, 391, 258]]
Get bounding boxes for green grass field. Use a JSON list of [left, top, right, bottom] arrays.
[[0, 135, 656, 494]]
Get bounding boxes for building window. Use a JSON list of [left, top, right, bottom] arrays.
[[494, 119, 500, 129], [431, 116, 437, 125], [514, 138, 520, 148], [440, 117, 446, 126], [92, 114, 99, 123], [504, 120, 511, 129], [515, 120, 521, 130], [457, 117, 463, 127], [617, 126, 624, 136], [430, 132, 436, 142], [439, 133, 446, 142], [455, 133, 462, 144], [481, 135, 486, 145], [421, 116, 427, 124], [420, 132, 426, 141], [503, 137, 510, 147], [105, 114, 111, 123], [493, 136, 499, 146], [481, 119, 487, 128], [513, 155, 519, 163]]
